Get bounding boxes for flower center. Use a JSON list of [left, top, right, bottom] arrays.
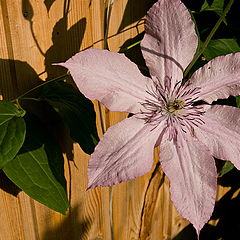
[[138, 78, 205, 139], [167, 99, 185, 114]]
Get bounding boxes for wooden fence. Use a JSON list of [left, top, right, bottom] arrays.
[[0, 0, 233, 239]]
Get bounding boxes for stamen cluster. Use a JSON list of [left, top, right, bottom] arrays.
[[139, 77, 205, 140]]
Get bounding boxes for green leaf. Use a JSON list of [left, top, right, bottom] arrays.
[[200, 0, 227, 24], [0, 100, 26, 168], [219, 161, 234, 177], [203, 38, 240, 60], [3, 114, 69, 214], [236, 96, 240, 107], [41, 81, 99, 154], [201, 0, 224, 12], [0, 100, 25, 125], [0, 117, 26, 168]]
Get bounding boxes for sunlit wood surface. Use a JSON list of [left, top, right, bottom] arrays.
[[0, 0, 231, 239]]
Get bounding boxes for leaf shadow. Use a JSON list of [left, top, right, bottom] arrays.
[[44, 16, 86, 79], [0, 59, 42, 100], [119, 32, 144, 63], [44, 0, 56, 12], [118, 0, 157, 33], [22, 0, 34, 20], [119, 32, 150, 77], [0, 170, 21, 196], [42, 205, 91, 240], [22, 0, 87, 80]]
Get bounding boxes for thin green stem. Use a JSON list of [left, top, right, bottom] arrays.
[[183, 0, 235, 78], [20, 97, 42, 102], [119, 40, 141, 53], [14, 73, 70, 101], [14, 98, 25, 113]]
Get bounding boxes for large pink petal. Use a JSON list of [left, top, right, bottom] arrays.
[[188, 53, 240, 103], [194, 105, 240, 169], [56, 49, 151, 113], [87, 116, 165, 189], [141, 0, 198, 89], [160, 131, 217, 234]]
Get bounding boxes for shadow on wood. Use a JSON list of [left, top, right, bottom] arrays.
[[44, 0, 57, 12], [0, 170, 21, 197], [42, 205, 91, 240], [118, 0, 157, 33], [119, 32, 149, 76], [0, 59, 42, 100], [45, 16, 86, 79]]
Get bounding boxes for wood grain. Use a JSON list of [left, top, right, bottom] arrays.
[[0, 0, 234, 239]]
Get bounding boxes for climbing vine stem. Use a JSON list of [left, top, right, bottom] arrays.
[[183, 0, 235, 79]]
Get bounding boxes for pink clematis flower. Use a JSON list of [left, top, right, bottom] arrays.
[[57, 0, 240, 235]]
